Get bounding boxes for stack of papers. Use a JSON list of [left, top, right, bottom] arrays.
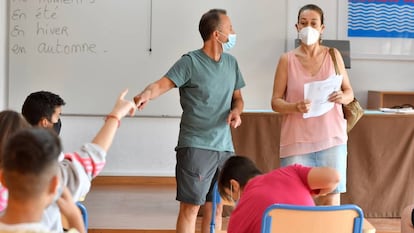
[[303, 74, 343, 118], [379, 107, 414, 114]]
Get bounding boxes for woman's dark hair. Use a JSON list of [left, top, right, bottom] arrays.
[[218, 156, 262, 201], [297, 4, 324, 25], [199, 9, 227, 42], [0, 110, 31, 163]]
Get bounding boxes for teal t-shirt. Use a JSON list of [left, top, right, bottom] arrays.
[[166, 49, 245, 152]]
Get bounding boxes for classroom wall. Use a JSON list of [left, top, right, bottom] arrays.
[[2, 0, 414, 176], [0, 0, 6, 109]]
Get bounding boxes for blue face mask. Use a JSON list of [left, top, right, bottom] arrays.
[[219, 32, 237, 51]]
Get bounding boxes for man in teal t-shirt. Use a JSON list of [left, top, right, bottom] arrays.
[[133, 9, 245, 233]]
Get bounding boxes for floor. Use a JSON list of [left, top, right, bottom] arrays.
[[83, 181, 401, 233]]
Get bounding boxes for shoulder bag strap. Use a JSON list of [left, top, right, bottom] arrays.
[[329, 47, 340, 75]]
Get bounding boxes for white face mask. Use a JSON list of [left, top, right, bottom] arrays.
[[299, 26, 320, 46]]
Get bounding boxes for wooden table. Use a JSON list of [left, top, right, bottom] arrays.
[[231, 111, 414, 217]]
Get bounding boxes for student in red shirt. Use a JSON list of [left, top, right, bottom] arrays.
[[218, 156, 339, 233]]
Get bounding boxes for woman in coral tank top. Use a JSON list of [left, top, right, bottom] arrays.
[[271, 4, 355, 205]]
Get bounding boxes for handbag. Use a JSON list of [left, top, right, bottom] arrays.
[[329, 48, 364, 133]]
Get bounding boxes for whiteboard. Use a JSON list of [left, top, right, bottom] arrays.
[[8, 0, 286, 116]]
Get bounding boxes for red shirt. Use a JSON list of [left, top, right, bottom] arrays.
[[227, 164, 315, 233]]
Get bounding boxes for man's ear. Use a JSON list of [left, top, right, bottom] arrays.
[[213, 30, 221, 40]]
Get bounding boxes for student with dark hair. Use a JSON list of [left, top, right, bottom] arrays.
[[3, 89, 136, 232], [22, 91, 66, 134], [133, 8, 245, 233], [218, 156, 339, 233], [0, 128, 84, 233]]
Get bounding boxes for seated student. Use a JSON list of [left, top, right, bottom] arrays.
[[0, 128, 85, 233], [21, 91, 66, 134], [218, 156, 340, 233], [402, 204, 414, 233], [0, 89, 136, 231]]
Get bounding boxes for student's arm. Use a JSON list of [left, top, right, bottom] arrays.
[[307, 167, 340, 196], [133, 77, 176, 110], [61, 89, 136, 200], [57, 187, 86, 233], [227, 89, 244, 128], [92, 89, 137, 151]]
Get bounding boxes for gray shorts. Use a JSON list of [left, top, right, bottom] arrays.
[[175, 147, 233, 205]]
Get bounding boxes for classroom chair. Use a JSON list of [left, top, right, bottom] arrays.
[[210, 182, 221, 233], [76, 202, 89, 231], [260, 203, 364, 233]]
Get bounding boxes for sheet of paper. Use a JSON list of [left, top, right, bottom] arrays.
[[303, 74, 343, 118], [379, 107, 414, 114]]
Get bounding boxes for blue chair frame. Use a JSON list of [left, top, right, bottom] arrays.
[[261, 204, 364, 233], [76, 202, 88, 231], [210, 182, 221, 233]]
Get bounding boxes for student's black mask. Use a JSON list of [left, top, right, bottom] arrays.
[[53, 118, 62, 135]]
